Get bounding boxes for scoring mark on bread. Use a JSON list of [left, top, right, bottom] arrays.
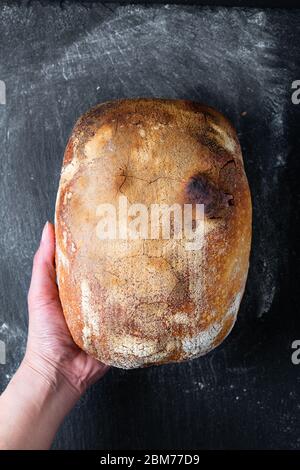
[[209, 121, 236, 154]]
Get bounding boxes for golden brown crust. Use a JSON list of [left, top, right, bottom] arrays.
[[55, 99, 252, 369]]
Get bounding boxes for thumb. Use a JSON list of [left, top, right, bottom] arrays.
[[28, 221, 59, 312]]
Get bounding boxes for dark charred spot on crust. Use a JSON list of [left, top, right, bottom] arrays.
[[185, 173, 233, 218], [184, 103, 222, 127], [184, 100, 203, 114]]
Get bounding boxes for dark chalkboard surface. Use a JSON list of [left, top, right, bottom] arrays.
[[0, 1, 300, 450]]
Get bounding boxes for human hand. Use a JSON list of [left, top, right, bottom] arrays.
[[0, 222, 109, 450], [25, 221, 109, 396]]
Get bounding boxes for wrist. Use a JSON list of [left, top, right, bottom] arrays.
[[23, 349, 89, 397], [21, 354, 82, 401], [0, 359, 80, 449]]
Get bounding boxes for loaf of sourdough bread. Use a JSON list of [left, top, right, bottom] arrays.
[[55, 99, 252, 369]]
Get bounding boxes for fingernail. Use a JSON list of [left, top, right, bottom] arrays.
[[41, 221, 49, 243]]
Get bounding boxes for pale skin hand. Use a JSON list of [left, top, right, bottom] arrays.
[[0, 222, 109, 450]]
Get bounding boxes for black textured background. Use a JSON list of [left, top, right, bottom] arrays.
[[0, 1, 300, 450]]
